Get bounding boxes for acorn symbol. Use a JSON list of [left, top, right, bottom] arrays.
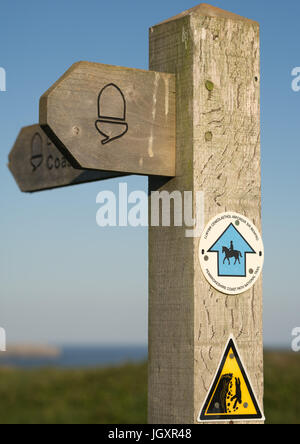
[[31, 132, 43, 172], [95, 83, 128, 145]]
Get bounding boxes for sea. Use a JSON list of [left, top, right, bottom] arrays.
[[0, 345, 148, 369]]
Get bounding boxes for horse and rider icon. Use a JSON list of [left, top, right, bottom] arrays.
[[207, 222, 256, 278], [223, 241, 243, 266], [200, 214, 264, 294]]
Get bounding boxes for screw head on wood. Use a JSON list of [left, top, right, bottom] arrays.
[[205, 80, 214, 91], [72, 126, 80, 136], [205, 131, 213, 142]]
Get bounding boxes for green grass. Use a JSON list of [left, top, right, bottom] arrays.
[[0, 352, 298, 424], [264, 352, 300, 424], [0, 363, 148, 424]]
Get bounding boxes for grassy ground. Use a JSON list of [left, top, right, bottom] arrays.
[[0, 352, 298, 424], [264, 352, 300, 424]]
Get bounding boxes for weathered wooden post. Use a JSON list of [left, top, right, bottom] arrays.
[[148, 4, 264, 424]]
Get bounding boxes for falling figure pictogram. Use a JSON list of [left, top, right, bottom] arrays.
[[198, 335, 265, 422]]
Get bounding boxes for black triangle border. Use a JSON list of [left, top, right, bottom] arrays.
[[199, 337, 264, 422]]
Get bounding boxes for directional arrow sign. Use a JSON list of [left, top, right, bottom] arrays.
[[208, 223, 256, 278], [9, 125, 125, 193], [39, 62, 176, 177], [199, 212, 264, 295]]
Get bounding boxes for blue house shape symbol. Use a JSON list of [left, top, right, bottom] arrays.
[[208, 223, 256, 277]]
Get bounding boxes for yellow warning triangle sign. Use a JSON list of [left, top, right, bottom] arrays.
[[198, 336, 265, 422]]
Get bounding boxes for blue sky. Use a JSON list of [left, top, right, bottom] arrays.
[[0, 0, 299, 347]]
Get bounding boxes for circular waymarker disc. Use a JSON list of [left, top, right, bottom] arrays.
[[199, 212, 264, 295]]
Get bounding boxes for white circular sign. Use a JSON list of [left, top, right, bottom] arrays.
[[199, 212, 264, 295]]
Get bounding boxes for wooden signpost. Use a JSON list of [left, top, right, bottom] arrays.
[[8, 3, 264, 425], [39, 63, 176, 177], [9, 125, 124, 192]]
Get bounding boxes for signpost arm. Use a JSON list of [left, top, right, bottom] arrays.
[[148, 4, 263, 424]]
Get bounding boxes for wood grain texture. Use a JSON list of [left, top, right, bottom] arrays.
[[148, 4, 263, 424], [8, 125, 124, 192], [40, 62, 175, 177]]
